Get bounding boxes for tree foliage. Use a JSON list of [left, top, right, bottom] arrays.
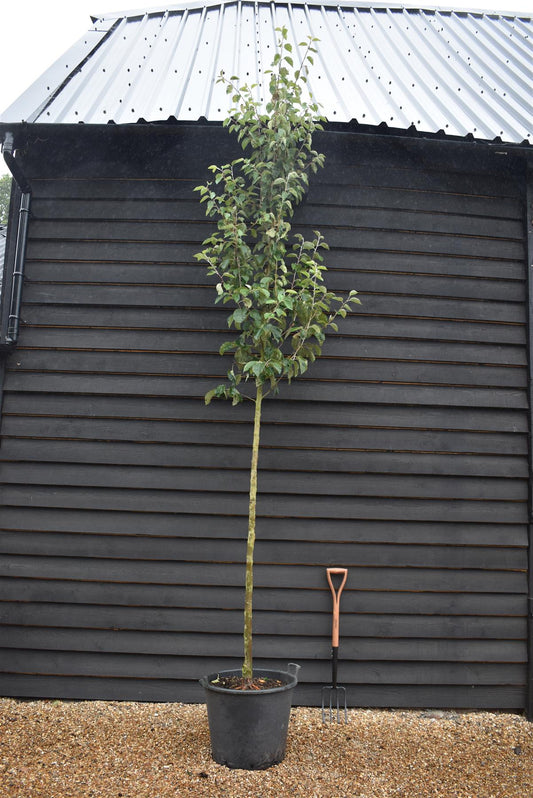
[[196, 29, 359, 405], [0, 174, 12, 225], [195, 28, 360, 680]]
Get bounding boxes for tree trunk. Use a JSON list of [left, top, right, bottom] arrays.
[[242, 380, 263, 680]]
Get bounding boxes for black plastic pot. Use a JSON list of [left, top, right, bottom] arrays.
[[199, 663, 301, 770]]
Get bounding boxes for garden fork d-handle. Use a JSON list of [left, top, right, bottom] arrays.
[[326, 567, 348, 647]]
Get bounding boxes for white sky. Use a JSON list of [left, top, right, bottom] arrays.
[[0, 0, 531, 174]]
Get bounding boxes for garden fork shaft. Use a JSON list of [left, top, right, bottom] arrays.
[[321, 567, 348, 723]]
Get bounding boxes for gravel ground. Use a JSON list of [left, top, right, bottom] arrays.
[[1, 698, 532, 797]]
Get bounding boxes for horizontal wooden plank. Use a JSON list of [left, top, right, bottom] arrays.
[[30, 178, 204, 201], [0, 628, 525, 686], [31, 176, 524, 218], [0, 579, 526, 615], [0, 532, 526, 570], [23, 249, 527, 285], [28, 205, 524, 242], [5, 371, 527, 408], [299, 269, 526, 303], [0, 646, 512, 690], [317, 161, 523, 199], [301, 205, 524, 240], [30, 156, 521, 201], [0, 463, 526, 503], [0, 507, 527, 546], [0, 636, 526, 669], [31, 197, 206, 220], [30, 147, 523, 196], [328, 249, 525, 282], [307, 183, 523, 220], [1, 506, 528, 548], [3, 415, 527, 456], [23, 265, 526, 302], [26, 226, 524, 262], [20, 305, 527, 345], [0, 633, 526, 691], [30, 195, 524, 232], [0, 557, 526, 592], [22, 262, 526, 304], [0, 673, 524, 707], [2, 439, 527, 480], [8, 350, 527, 388], [0, 603, 525, 638], [0, 484, 527, 523], [4, 393, 527, 433], [21, 283, 526, 324], [16, 327, 527, 366]]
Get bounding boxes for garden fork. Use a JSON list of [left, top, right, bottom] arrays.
[[321, 567, 348, 723]]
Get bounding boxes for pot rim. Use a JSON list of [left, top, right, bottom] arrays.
[[200, 665, 300, 695]]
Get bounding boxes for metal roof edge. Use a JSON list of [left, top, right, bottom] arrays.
[[91, 1, 533, 23]]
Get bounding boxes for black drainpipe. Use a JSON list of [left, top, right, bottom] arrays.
[[2, 131, 31, 346]]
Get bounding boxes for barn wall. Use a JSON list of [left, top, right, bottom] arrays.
[[0, 125, 528, 708]]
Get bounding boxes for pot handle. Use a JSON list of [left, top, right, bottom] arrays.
[[287, 662, 301, 682]]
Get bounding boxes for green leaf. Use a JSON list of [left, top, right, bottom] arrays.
[[232, 308, 247, 325], [219, 340, 236, 355], [204, 389, 216, 406]]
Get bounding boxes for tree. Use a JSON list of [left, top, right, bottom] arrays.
[[195, 28, 360, 682], [0, 173, 12, 225]]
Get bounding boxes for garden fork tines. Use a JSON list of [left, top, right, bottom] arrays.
[[321, 567, 348, 723]]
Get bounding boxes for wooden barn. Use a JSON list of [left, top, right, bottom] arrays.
[[0, 0, 532, 713]]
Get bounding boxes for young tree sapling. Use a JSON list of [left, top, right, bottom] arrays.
[[195, 28, 360, 682]]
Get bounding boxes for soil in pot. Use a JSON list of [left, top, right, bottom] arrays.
[[210, 674, 284, 691]]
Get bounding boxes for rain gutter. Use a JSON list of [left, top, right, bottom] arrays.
[[1, 131, 31, 347]]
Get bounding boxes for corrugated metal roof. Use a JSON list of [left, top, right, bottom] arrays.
[[1, 1, 531, 144]]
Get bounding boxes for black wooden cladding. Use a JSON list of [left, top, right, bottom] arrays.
[[0, 125, 529, 709]]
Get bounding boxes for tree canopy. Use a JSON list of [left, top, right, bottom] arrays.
[[196, 31, 359, 407], [0, 174, 12, 225]]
